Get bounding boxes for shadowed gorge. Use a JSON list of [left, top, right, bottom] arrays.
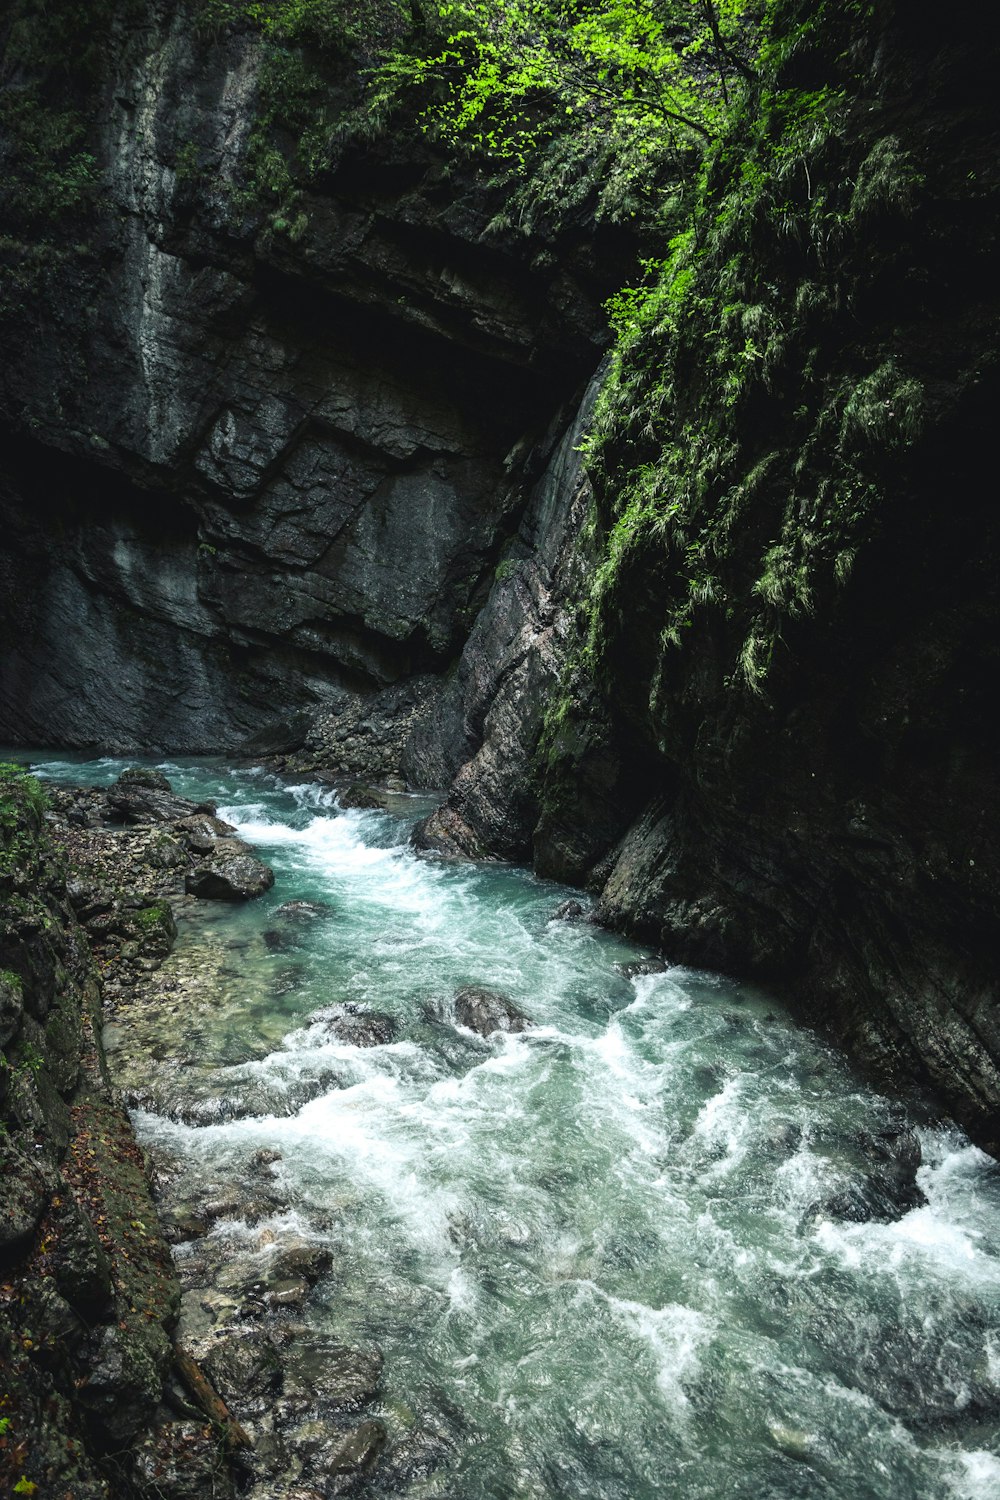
[[2, 0, 1000, 1496]]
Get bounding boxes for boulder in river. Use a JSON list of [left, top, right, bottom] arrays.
[[106, 767, 204, 825], [314, 1003, 398, 1048], [453, 986, 533, 1037], [185, 840, 275, 901], [338, 782, 390, 810], [551, 899, 586, 922], [617, 956, 669, 979], [175, 812, 239, 854], [271, 1244, 333, 1285]]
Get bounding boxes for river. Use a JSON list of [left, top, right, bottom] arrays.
[[29, 754, 1000, 1499]]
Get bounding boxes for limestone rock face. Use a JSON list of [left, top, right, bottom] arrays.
[[0, 768, 186, 1496], [0, 12, 621, 761]]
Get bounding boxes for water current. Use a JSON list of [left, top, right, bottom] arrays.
[[27, 754, 1000, 1498]]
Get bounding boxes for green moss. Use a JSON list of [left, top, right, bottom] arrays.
[[0, 766, 50, 882], [576, 0, 929, 711]]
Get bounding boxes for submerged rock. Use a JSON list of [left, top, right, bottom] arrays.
[[281, 1342, 384, 1411], [325, 1419, 388, 1491], [453, 986, 533, 1037], [378, 1427, 454, 1490], [275, 901, 333, 923]]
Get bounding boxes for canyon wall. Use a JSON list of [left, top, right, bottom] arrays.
[[2, 0, 999, 1154], [0, 1, 619, 755]]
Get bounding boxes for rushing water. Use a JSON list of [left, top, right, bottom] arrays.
[[25, 753, 1000, 1498]]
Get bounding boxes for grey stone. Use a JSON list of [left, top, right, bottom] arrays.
[[453, 986, 533, 1037], [313, 1003, 398, 1048], [186, 842, 275, 901]]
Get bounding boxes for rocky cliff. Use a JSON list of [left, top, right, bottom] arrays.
[[2, 0, 999, 1164], [0, 0, 623, 756], [0, 763, 194, 1497], [414, 0, 1000, 1155]]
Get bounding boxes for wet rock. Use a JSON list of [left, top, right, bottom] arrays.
[[282, 1343, 383, 1411], [810, 1116, 926, 1223], [378, 1427, 453, 1489], [249, 1148, 283, 1170], [203, 1331, 283, 1402], [338, 783, 390, 811], [617, 956, 669, 979], [0, 1139, 54, 1254], [265, 1278, 310, 1310], [175, 813, 239, 854], [162, 1211, 212, 1245], [130, 1419, 232, 1500], [314, 1003, 398, 1048], [551, 899, 586, 922], [185, 841, 275, 901], [411, 806, 494, 860], [107, 770, 201, 826], [323, 1419, 388, 1491], [117, 767, 172, 792], [453, 986, 533, 1037], [276, 901, 333, 923], [764, 1121, 803, 1156], [271, 1245, 333, 1285]]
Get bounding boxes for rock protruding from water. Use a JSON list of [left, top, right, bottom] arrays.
[[338, 782, 390, 811], [314, 1003, 398, 1048], [551, 899, 587, 922], [453, 986, 533, 1037], [107, 767, 209, 825], [185, 839, 275, 901], [175, 812, 239, 853]]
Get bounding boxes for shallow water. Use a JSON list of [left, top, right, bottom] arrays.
[[26, 752, 1000, 1498]]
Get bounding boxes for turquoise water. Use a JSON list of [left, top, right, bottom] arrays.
[[26, 753, 1000, 1498]]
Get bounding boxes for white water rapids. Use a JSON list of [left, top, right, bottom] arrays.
[[29, 756, 1000, 1498]]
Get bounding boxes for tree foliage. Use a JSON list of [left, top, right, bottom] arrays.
[[378, 0, 761, 165]]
